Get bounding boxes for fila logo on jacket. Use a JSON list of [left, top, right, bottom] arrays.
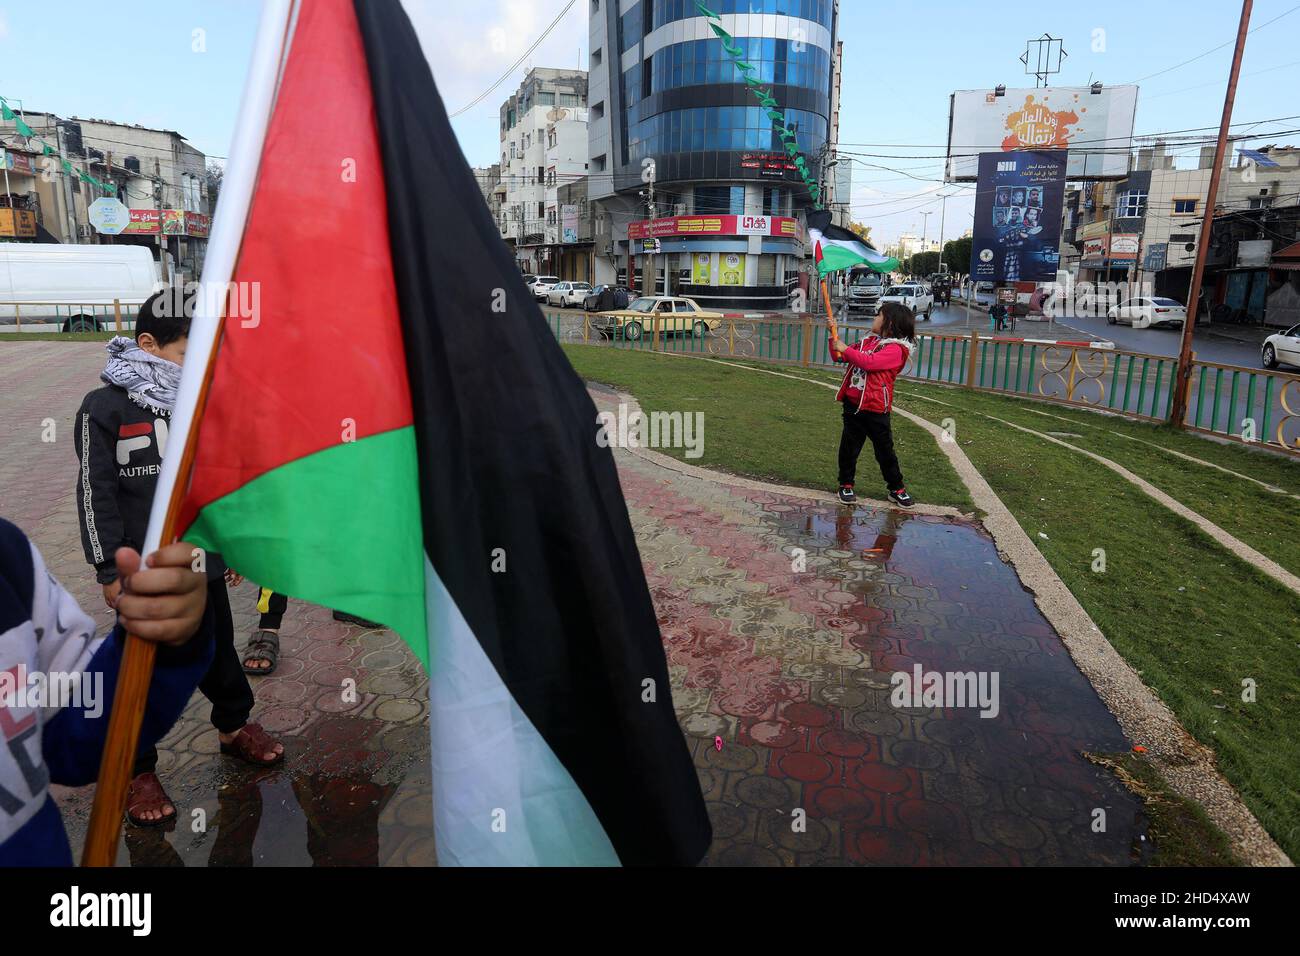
[[116, 419, 168, 478]]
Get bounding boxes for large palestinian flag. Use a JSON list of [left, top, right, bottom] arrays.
[[807, 209, 899, 276], [153, 0, 711, 866]]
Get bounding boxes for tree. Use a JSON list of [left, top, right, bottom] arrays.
[[847, 220, 873, 246], [943, 236, 972, 275], [205, 160, 224, 212], [904, 251, 941, 276]]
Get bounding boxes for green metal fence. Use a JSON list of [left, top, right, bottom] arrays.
[[548, 311, 1300, 457]]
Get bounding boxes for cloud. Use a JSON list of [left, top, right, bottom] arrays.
[[0, 12, 9, 41]]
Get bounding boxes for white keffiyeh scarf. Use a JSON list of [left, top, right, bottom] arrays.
[[100, 336, 181, 414]]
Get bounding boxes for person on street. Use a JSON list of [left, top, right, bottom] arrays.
[[0, 522, 211, 865], [74, 290, 284, 828]]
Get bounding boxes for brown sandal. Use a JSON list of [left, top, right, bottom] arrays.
[[125, 772, 176, 827], [219, 722, 284, 767]]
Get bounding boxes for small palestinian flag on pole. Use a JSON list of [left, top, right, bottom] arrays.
[[808, 209, 899, 277], [83, 0, 711, 867]]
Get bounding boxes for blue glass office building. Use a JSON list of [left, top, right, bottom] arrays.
[[588, 0, 838, 306]]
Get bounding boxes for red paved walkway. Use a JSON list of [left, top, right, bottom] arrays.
[[1, 342, 1145, 865]]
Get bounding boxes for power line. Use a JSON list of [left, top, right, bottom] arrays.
[[449, 0, 579, 118], [1125, 3, 1300, 84]]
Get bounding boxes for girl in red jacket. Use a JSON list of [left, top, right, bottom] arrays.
[[829, 302, 916, 507]]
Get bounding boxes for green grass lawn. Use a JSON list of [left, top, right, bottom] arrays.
[[563, 344, 1300, 862], [562, 345, 974, 512], [0, 331, 117, 342], [890, 381, 1300, 579]]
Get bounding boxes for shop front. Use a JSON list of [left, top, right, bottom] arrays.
[[627, 213, 800, 310]]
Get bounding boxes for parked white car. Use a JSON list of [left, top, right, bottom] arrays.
[[1262, 324, 1300, 370], [546, 281, 593, 308], [880, 283, 934, 320], [0, 243, 159, 332], [1107, 297, 1187, 329], [529, 275, 560, 301]]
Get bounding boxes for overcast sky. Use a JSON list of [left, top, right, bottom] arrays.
[[2, 0, 1297, 246]]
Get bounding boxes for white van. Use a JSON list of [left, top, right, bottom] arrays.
[[0, 243, 160, 332]]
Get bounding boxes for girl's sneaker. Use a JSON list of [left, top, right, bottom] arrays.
[[889, 488, 914, 508], [838, 484, 856, 504]]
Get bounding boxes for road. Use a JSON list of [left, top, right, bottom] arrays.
[[539, 297, 1279, 371]]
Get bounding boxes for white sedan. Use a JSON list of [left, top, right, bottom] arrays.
[[1262, 324, 1300, 370], [1107, 296, 1187, 329], [545, 281, 593, 308]]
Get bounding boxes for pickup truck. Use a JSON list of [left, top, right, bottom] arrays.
[[846, 268, 885, 315], [880, 283, 934, 320]]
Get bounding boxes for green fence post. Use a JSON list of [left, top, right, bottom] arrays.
[[1228, 369, 1240, 436], [1262, 375, 1274, 444], [1210, 368, 1223, 433]]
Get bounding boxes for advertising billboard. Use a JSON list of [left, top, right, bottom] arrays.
[[946, 86, 1138, 181], [969, 150, 1067, 284]]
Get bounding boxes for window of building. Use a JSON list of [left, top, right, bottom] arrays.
[[1172, 198, 1198, 215], [592, 48, 602, 66], [1249, 196, 1274, 209], [537, 201, 545, 220], [537, 166, 545, 184], [694, 185, 745, 215], [1117, 189, 1146, 218], [592, 101, 604, 120], [547, 206, 557, 225], [762, 187, 789, 217], [559, 93, 582, 107], [548, 128, 557, 148], [546, 167, 556, 187], [537, 91, 556, 106]]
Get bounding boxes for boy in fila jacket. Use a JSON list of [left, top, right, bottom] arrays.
[[830, 301, 917, 508], [74, 291, 283, 830]]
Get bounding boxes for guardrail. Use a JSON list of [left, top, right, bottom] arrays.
[[0, 299, 133, 334], [547, 311, 1300, 457]]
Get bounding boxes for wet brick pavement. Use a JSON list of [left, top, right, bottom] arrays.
[[2, 342, 1146, 865]]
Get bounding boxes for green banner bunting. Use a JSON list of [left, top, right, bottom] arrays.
[[693, 3, 821, 207], [3, 94, 115, 194]]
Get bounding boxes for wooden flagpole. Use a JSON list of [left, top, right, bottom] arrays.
[[821, 276, 838, 345]]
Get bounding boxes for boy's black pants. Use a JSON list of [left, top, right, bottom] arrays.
[[258, 588, 288, 630], [134, 580, 254, 776], [838, 400, 904, 490]]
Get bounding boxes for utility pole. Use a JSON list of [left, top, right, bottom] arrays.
[[56, 124, 79, 244], [155, 159, 170, 283], [1170, 0, 1252, 429], [919, 211, 932, 276], [936, 194, 948, 273], [641, 174, 655, 297]]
